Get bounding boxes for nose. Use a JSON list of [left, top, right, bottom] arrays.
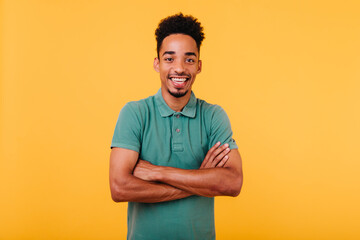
[[173, 60, 185, 74]]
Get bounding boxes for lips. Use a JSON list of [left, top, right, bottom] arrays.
[[168, 76, 190, 88], [171, 77, 187, 82]]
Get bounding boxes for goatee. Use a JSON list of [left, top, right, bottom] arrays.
[[168, 89, 188, 98]]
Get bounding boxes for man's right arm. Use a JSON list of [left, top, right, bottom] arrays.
[[109, 147, 192, 203]]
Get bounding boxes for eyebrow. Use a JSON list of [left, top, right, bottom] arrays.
[[185, 52, 197, 57], [161, 51, 197, 57], [162, 51, 175, 56]]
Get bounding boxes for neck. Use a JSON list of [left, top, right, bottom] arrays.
[[161, 88, 191, 112]]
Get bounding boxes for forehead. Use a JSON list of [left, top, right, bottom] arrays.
[[160, 34, 198, 54]]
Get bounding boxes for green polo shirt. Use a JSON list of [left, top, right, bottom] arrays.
[[111, 89, 237, 240]]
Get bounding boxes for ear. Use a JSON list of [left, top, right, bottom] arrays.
[[153, 58, 160, 73], [197, 60, 202, 73]]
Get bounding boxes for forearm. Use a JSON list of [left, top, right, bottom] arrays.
[[132, 149, 243, 198], [152, 166, 242, 197], [110, 173, 192, 203]]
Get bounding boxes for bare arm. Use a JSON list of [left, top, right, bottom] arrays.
[[109, 147, 192, 203], [109, 142, 232, 203], [133, 143, 243, 198]]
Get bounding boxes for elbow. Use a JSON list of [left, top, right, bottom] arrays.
[[110, 181, 128, 202], [232, 174, 243, 196], [229, 177, 243, 197], [111, 194, 121, 202], [231, 178, 243, 197], [111, 190, 124, 203], [218, 175, 243, 197], [110, 186, 124, 202]]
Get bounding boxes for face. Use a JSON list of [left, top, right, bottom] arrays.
[[154, 34, 202, 99]]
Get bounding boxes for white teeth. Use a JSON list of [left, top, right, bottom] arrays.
[[171, 78, 187, 82]]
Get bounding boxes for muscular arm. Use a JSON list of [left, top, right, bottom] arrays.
[[109, 142, 235, 202], [134, 143, 243, 198], [158, 149, 242, 197], [109, 147, 192, 203]]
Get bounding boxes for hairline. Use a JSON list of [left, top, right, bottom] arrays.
[[157, 33, 201, 59]]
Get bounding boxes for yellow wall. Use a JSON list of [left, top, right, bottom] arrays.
[[1, 0, 359, 239]]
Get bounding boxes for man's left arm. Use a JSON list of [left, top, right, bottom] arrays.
[[134, 148, 243, 198]]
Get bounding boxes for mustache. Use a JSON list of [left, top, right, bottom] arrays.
[[167, 73, 191, 78]]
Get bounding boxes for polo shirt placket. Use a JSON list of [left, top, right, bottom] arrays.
[[172, 113, 184, 152]]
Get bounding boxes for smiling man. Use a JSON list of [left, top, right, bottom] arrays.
[[109, 13, 243, 240]]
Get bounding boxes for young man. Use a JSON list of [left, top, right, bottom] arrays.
[[110, 13, 243, 240]]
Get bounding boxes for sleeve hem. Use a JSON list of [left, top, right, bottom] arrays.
[[110, 143, 140, 153], [229, 144, 238, 150]]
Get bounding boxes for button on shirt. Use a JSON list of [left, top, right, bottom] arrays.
[[111, 89, 237, 240]]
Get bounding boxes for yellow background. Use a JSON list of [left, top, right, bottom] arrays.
[[1, 0, 359, 239]]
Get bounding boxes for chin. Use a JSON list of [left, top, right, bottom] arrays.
[[168, 89, 188, 98]]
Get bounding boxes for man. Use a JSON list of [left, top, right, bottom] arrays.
[[109, 13, 243, 240]]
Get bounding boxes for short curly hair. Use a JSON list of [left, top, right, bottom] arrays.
[[155, 13, 205, 58]]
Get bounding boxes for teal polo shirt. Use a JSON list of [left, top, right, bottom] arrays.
[[111, 89, 237, 240]]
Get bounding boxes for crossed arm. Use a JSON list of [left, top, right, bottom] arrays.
[[109, 142, 243, 203]]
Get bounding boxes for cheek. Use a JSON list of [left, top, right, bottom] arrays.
[[159, 65, 169, 76], [160, 72, 168, 80], [190, 67, 200, 75]]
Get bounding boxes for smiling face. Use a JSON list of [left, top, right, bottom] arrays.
[[154, 34, 202, 100]]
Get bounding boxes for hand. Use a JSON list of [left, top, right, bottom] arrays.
[[133, 160, 158, 181], [200, 142, 231, 169]]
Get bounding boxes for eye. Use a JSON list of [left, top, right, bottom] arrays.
[[164, 57, 173, 62], [186, 58, 195, 63]]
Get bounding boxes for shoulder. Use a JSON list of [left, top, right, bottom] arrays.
[[195, 98, 232, 134], [121, 95, 156, 116], [196, 98, 228, 119]]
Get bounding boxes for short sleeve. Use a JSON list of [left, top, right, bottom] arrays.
[[111, 103, 142, 152], [209, 105, 238, 150]]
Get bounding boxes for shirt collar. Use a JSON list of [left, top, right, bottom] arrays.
[[155, 88, 197, 118]]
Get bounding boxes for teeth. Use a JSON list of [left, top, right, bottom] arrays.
[[171, 78, 187, 82]]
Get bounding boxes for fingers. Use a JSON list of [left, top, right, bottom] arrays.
[[210, 145, 230, 168], [201, 142, 230, 169], [200, 141, 221, 168], [216, 155, 229, 168]]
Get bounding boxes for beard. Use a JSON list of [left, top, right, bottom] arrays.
[[168, 89, 188, 98]]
